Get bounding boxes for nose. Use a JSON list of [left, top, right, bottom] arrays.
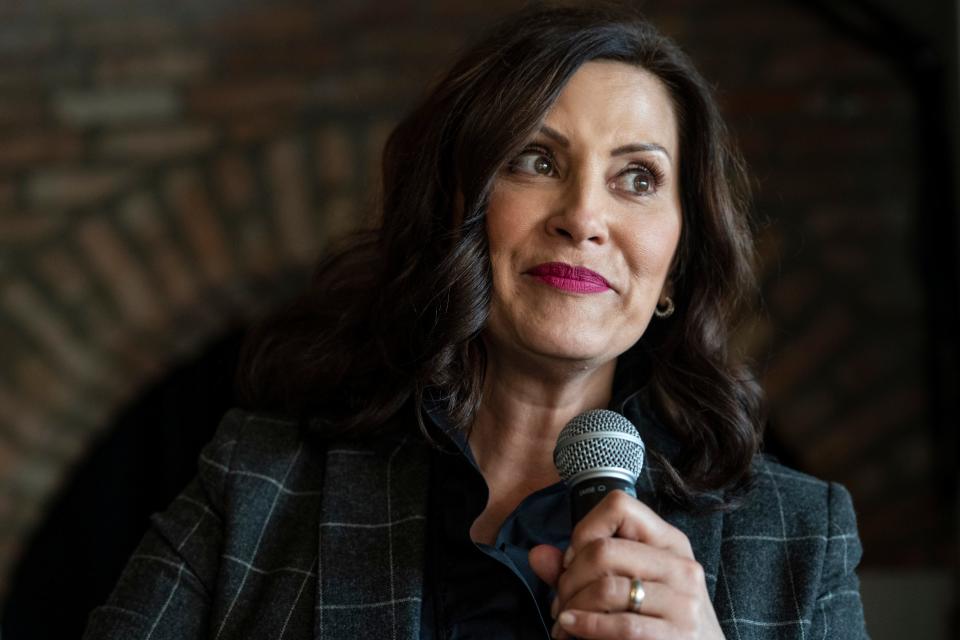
[[545, 172, 609, 245]]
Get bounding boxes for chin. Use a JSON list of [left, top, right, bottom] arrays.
[[520, 331, 619, 366], [484, 307, 634, 367]]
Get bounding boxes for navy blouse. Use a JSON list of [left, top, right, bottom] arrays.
[[419, 411, 569, 639]]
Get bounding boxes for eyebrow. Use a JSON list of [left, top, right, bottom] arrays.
[[611, 142, 672, 160], [539, 125, 672, 161]]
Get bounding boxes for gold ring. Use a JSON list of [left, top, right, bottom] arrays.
[[628, 577, 645, 613]]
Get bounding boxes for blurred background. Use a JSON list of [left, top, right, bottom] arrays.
[[0, 0, 956, 637]]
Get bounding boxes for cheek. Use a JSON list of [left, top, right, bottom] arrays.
[[623, 220, 682, 280], [484, 205, 518, 303], [485, 187, 542, 271]]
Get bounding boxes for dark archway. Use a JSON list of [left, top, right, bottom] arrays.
[[2, 326, 248, 639]]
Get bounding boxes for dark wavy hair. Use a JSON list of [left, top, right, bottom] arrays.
[[238, 3, 764, 505]]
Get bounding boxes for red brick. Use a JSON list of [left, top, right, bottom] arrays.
[[322, 195, 360, 243], [773, 123, 911, 158], [728, 312, 773, 360], [0, 24, 57, 54], [220, 42, 337, 74], [1, 280, 111, 383], [35, 246, 95, 304], [76, 216, 165, 330], [420, 0, 514, 19], [119, 192, 202, 309], [777, 387, 839, 442], [203, 4, 324, 42], [768, 168, 908, 201], [842, 459, 885, 499], [854, 89, 913, 117], [165, 169, 235, 285], [0, 130, 84, 168], [70, 17, 180, 48], [224, 114, 289, 144], [96, 48, 210, 84], [811, 387, 926, 474], [677, 5, 817, 44], [348, 28, 462, 60], [0, 211, 61, 243], [310, 69, 421, 110], [805, 205, 896, 239], [55, 87, 180, 126], [32, 247, 124, 372], [899, 432, 934, 478], [762, 306, 854, 403], [30, 248, 158, 386], [99, 125, 216, 160], [821, 245, 869, 275], [0, 180, 16, 209], [215, 152, 255, 210], [0, 96, 46, 127], [12, 356, 102, 435], [753, 226, 783, 275], [0, 57, 84, 91], [236, 216, 280, 277], [187, 78, 307, 116], [0, 543, 18, 600], [763, 44, 892, 86], [858, 492, 942, 553], [860, 279, 925, 315], [27, 168, 132, 208], [364, 120, 394, 190], [266, 137, 318, 264], [833, 344, 907, 395], [719, 89, 811, 116], [315, 126, 354, 187], [99, 325, 165, 381]]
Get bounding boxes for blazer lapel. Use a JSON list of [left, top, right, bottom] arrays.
[[666, 500, 724, 601], [633, 465, 724, 602], [315, 433, 431, 640], [624, 392, 724, 601]]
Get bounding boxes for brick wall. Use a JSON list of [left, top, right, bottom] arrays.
[[0, 0, 949, 599]]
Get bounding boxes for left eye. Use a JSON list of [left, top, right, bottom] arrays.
[[510, 151, 556, 176], [611, 167, 658, 194]]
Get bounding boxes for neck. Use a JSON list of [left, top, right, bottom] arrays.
[[468, 352, 616, 495]]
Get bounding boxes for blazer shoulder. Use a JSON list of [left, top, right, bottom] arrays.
[[726, 456, 854, 539], [209, 408, 326, 491], [714, 457, 866, 639], [217, 407, 303, 449]]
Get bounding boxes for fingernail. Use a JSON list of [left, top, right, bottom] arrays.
[[559, 611, 576, 627], [550, 597, 558, 618], [563, 547, 574, 568]]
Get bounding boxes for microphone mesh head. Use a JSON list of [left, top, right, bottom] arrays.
[[553, 409, 645, 484]]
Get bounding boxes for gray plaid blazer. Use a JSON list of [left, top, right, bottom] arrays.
[[84, 408, 868, 639]]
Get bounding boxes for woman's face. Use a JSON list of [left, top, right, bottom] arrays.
[[484, 60, 682, 373]]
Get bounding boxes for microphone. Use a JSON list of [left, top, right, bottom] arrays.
[[553, 409, 646, 524]]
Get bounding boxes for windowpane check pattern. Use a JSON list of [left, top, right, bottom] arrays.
[[83, 409, 867, 639]]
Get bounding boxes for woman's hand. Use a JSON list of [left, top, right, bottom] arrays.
[[529, 490, 724, 640]]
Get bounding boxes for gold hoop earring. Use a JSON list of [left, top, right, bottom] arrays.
[[654, 296, 674, 319]]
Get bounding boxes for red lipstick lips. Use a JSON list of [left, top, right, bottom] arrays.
[[526, 262, 611, 293]]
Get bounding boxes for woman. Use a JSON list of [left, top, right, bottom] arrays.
[[84, 4, 867, 639]]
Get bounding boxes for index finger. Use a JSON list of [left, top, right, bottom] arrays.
[[565, 490, 693, 567]]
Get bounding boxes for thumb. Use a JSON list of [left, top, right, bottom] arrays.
[[528, 544, 564, 588]]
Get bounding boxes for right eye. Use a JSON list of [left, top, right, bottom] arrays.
[[508, 147, 557, 177]]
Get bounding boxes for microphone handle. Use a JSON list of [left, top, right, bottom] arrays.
[[570, 476, 637, 524]]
